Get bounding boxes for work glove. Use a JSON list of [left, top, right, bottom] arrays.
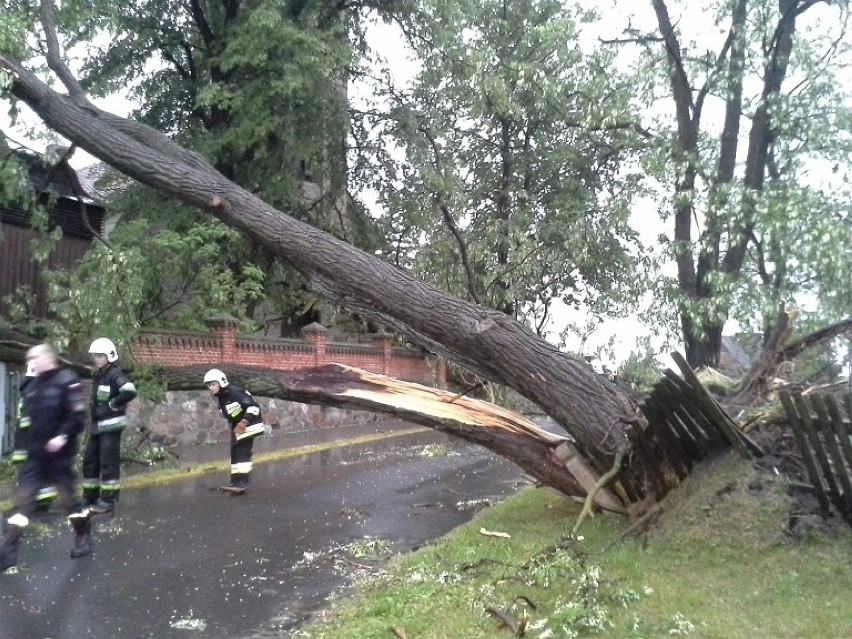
[[234, 420, 249, 436], [45, 434, 68, 453]]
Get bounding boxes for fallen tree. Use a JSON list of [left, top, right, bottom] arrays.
[[163, 363, 626, 513], [1, 4, 639, 482]]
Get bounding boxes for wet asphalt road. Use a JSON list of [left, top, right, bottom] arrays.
[[0, 431, 526, 639]]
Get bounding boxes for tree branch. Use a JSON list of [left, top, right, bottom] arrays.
[[39, 0, 88, 103]]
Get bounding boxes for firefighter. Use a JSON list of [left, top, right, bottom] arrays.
[[12, 363, 58, 513], [0, 343, 92, 572], [203, 369, 265, 493], [81, 338, 138, 514]]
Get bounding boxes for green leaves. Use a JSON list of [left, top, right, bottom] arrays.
[[30, 0, 369, 337], [356, 0, 649, 333], [0, 8, 29, 59], [618, 0, 852, 365]]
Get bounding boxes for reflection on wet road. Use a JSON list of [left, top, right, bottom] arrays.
[[0, 431, 526, 639]]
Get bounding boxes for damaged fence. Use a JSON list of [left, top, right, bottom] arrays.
[[779, 391, 852, 524], [625, 353, 763, 503]]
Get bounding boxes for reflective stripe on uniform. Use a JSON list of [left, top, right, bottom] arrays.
[[36, 487, 58, 502], [231, 462, 253, 474], [96, 415, 128, 428], [225, 401, 242, 418], [101, 480, 120, 493], [81, 479, 101, 490], [11, 450, 27, 463], [8, 513, 29, 528]]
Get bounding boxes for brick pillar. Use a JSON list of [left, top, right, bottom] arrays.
[[435, 358, 447, 389], [301, 322, 328, 366], [371, 329, 393, 375], [206, 313, 239, 363]]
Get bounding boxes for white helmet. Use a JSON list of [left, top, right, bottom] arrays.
[[203, 368, 229, 387], [89, 337, 119, 362]]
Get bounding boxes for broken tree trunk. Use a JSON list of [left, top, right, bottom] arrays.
[[162, 363, 626, 513]]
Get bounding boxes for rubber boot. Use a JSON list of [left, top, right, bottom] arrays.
[[220, 474, 250, 493], [89, 499, 114, 515], [233, 473, 252, 490], [0, 524, 24, 571], [69, 513, 93, 559], [82, 480, 100, 507]]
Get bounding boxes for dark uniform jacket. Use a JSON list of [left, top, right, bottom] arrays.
[[216, 385, 263, 430], [11, 376, 34, 464], [90, 363, 137, 434], [23, 367, 87, 460]]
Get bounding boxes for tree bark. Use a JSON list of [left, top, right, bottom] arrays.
[[1, 52, 640, 475]]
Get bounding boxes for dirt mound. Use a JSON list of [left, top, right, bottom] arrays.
[[644, 447, 846, 549]]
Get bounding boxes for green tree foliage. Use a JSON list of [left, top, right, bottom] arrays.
[[45, 217, 265, 345], [1, 0, 394, 342], [74, 0, 351, 208], [613, 0, 852, 367], [79, 0, 369, 336], [351, 0, 651, 336]]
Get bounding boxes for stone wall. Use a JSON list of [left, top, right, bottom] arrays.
[[127, 390, 384, 446]]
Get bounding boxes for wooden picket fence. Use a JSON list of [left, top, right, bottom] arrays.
[[779, 391, 852, 524], [623, 353, 763, 503]]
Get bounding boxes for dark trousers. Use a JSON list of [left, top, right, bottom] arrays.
[[82, 431, 123, 504], [12, 457, 82, 518], [230, 435, 254, 485], [231, 436, 254, 465]]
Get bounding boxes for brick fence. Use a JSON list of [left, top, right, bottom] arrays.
[[122, 315, 448, 446], [131, 315, 447, 387]]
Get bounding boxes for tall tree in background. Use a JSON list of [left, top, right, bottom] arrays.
[[353, 0, 649, 337], [31, 0, 395, 336], [618, 0, 852, 367]]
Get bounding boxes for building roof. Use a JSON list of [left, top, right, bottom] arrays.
[[0, 148, 105, 239], [8, 148, 99, 205]]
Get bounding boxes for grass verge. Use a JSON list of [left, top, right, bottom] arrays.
[[294, 452, 852, 639]]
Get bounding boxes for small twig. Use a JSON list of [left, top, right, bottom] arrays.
[[485, 595, 537, 636], [572, 445, 627, 536], [444, 381, 486, 404], [485, 606, 518, 635], [390, 626, 407, 639], [605, 500, 664, 551], [512, 595, 537, 610], [120, 456, 154, 466]]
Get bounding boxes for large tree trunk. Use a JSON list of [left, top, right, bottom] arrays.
[[1, 51, 639, 475]]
